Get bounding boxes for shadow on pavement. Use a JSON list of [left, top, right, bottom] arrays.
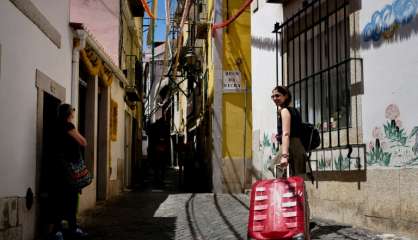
[[213, 194, 245, 240], [184, 193, 205, 240], [310, 220, 370, 240], [80, 167, 185, 240], [81, 191, 176, 240], [311, 224, 348, 238]]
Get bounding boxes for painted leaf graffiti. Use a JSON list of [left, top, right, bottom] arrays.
[[384, 121, 408, 146], [318, 159, 326, 170], [334, 154, 351, 170], [409, 126, 418, 138], [263, 133, 271, 147], [367, 144, 392, 166], [368, 104, 418, 167]]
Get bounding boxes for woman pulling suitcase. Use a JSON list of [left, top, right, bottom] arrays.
[[248, 86, 310, 240], [270, 86, 307, 178]]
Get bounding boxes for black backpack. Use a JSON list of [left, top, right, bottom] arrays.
[[300, 123, 321, 152]]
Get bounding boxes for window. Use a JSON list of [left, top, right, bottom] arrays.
[[110, 99, 118, 141], [276, 0, 366, 181], [281, 0, 358, 142]]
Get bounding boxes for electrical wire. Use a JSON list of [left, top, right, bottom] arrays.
[[144, 0, 173, 119], [139, 0, 156, 19], [171, 0, 192, 80], [211, 0, 253, 34]]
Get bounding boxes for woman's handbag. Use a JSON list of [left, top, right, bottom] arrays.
[[63, 157, 93, 189]]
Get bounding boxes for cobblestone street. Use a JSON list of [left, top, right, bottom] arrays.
[[79, 169, 410, 240]]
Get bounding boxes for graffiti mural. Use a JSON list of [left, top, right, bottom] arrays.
[[367, 104, 418, 167], [362, 0, 418, 42], [252, 130, 279, 179], [315, 153, 352, 171], [262, 132, 279, 176]]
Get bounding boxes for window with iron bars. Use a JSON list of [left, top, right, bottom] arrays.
[[276, 0, 366, 182]]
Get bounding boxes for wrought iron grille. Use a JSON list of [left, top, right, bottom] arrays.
[[274, 0, 366, 182]]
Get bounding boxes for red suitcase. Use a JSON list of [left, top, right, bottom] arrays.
[[248, 166, 309, 240]]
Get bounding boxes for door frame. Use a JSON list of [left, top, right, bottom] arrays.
[[35, 69, 65, 236], [96, 85, 110, 200], [124, 111, 133, 188], [35, 69, 66, 195]]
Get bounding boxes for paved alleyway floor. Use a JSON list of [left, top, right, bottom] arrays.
[[80, 168, 410, 240]]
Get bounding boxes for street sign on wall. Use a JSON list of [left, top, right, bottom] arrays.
[[223, 70, 242, 91]]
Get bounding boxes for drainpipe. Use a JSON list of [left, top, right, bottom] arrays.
[[212, 0, 224, 193], [242, 63, 247, 193], [71, 29, 87, 127]]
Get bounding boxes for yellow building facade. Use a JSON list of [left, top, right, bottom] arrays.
[[207, 0, 252, 192]]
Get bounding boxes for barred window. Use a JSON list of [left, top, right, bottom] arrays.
[[275, 0, 366, 181]]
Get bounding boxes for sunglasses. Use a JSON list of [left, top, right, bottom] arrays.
[[271, 94, 282, 99]]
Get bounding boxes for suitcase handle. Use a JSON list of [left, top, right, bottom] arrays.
[[274, 164, 290, 179]]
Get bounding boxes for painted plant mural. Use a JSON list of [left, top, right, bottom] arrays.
[[262, 132, 279, 176], [253, 131, 279, 179], [367, 104, 418, 167]]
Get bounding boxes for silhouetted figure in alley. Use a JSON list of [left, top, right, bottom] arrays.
[[148, 118, 170, 188]]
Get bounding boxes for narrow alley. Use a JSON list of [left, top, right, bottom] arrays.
[[2, 0, 418, 239], [80, 168, 408, 240]]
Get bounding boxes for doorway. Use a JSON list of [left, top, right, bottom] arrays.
[[124, 112, 132, 188], [96, 92, 105, 200], [35, 70, 66, 237], [131, 118, 139, 185], [38, 92, 61, 233]]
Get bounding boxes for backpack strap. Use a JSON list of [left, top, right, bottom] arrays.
[[304, 152, 315, 184]]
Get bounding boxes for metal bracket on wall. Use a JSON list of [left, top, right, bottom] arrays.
[[168, 77, 189, 98]]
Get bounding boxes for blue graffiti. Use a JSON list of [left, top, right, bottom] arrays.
[[382, 5, 395, 31], [393, 0, 417, 24], [362, 0, 418, 42]]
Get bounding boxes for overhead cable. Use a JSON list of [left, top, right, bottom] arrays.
[[212, 0, 253, 34], [145, 0, 172, 115], [171, 0, 192, 80], [139, 0, 156, 19]]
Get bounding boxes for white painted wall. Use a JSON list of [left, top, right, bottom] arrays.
[[173, 81, 188, 138], [144, 44, 166, 123], [271, 1, 418, 237], [110, 79, 126, 180], [251, 1, 283, 178], [0, 0, 73, 197], [70, 0, 119, 64], [360, 0, 418, 168]]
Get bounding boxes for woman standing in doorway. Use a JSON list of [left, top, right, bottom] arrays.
[[47, 104, 88, 240]]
